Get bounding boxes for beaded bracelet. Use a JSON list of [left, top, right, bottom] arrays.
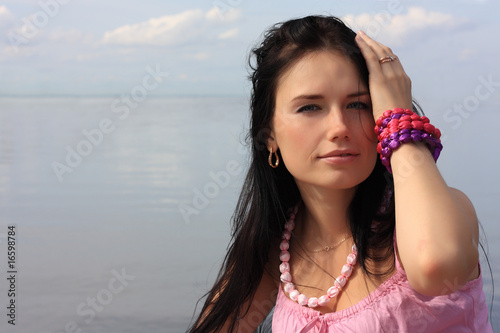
[[374, 108, 443, 173]]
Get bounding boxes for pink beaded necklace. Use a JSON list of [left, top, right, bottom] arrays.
[[279, 210, 357, 308]]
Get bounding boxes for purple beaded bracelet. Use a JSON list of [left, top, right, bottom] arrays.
[[375, 109, 443, 173]]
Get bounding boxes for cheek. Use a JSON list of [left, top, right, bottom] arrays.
[[274, 115, 307, 148], [278, 128, 309, 161], [275, 123, 316, 169]]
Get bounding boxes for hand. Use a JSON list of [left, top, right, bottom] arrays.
[[355, 30, 413, 120]]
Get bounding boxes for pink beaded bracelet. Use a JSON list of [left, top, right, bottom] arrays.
[[374, 108, 443, 173]]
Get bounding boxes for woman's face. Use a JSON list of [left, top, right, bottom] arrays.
[[270, 50, 378, 191]]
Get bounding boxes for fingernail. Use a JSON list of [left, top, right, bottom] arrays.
[[358, 30, 366, 36]]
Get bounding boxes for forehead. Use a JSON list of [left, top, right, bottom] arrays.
[[275, 50, 362, 99]]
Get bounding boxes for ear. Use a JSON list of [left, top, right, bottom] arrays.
[[266, 128, 278, 152]]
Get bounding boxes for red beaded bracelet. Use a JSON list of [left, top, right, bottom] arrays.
[[374, 108, 443, 173]]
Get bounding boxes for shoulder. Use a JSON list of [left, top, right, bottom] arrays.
[[249, 245, 281, 317], [228, 247, 280, 332]]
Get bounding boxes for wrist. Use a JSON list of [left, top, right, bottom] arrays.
[[375, 108, 443, 173], [389, 142, 434, 170]]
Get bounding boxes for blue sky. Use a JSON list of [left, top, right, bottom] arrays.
[[1, 0, 499, 107]]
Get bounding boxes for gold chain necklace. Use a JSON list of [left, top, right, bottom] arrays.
[[306, 235, 353, 253]]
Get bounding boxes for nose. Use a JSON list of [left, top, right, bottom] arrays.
[[326, 107, 351, 141]]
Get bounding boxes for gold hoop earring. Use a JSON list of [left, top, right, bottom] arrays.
[[268, 149, 279, 168]]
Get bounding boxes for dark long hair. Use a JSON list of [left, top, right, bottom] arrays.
[[188, 15, 396, 333]]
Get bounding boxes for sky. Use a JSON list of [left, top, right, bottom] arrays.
[[0, 0, 499, 106]]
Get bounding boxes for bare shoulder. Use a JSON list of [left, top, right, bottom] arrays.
[[223, 250, 279, 332], [254, 265, 280, 307]]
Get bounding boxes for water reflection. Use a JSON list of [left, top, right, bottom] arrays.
[[0, 96, 497, 331]]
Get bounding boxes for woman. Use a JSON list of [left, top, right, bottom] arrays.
[[189, 15, 492, 332]]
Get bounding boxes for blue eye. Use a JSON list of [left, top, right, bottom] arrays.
[[347, 101, 370, 110], [297, 104, 321, 113]]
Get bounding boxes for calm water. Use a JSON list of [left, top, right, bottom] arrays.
[[0, 97, 498, 332]]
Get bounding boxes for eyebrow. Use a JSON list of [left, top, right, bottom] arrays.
[[291, 91, 370, 102]]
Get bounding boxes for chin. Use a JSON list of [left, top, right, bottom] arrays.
[[332, 170, 374, 189]]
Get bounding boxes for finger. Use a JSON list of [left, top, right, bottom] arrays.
[[356, 31, 404, 72], [355, 31, 400, 77], [355, 31, 413, 114], [356, 31, 394, 59], [355, 32, 385, 76]]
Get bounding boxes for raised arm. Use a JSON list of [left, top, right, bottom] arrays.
[[355, 31, 479, 296]]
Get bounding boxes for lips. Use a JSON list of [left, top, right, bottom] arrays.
[[319, 150, 359, 158]]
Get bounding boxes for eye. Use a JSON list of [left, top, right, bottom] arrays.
[[347, 101, 370, 110], [297, 104, 321, 113]]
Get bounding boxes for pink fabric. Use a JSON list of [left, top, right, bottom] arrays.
[[272, 250, 493, 332]]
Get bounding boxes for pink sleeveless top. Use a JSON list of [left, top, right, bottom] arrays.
[[272, 252, 493, 332]]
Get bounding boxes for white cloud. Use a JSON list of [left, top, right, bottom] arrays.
[[102, 6, 242, 47], [390, 7, 459, 34], [102, 9, 204, 46], [218, 28, 239, 39], [343, 7, 467, 45], [206, 6, 222, 21], [206, 6, 242, 22], [0, 6, 15, 27]]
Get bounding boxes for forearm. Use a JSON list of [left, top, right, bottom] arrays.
[[354, 30, 480, 295], [391, 142, 479, 295]]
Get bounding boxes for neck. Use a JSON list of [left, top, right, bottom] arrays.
[[294, 184, 356, 248]]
